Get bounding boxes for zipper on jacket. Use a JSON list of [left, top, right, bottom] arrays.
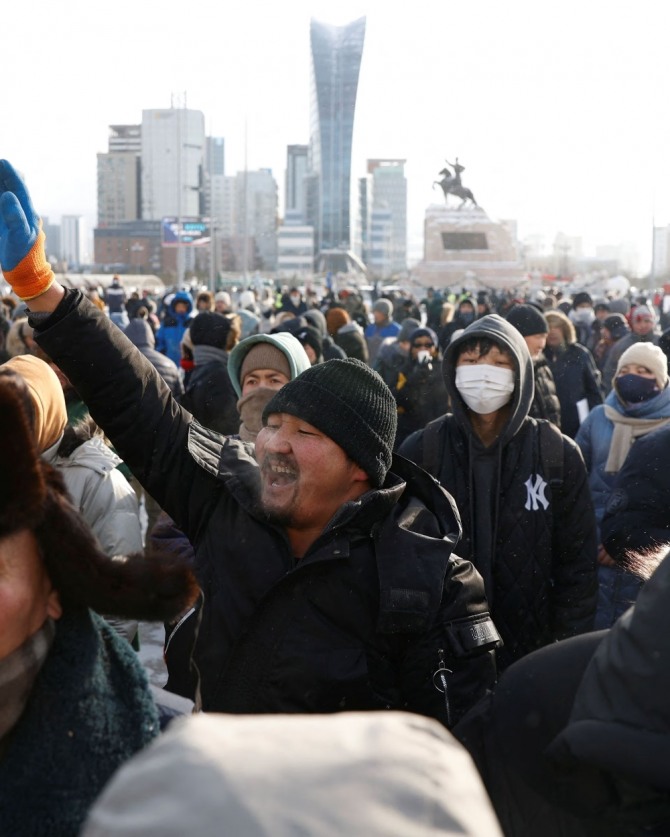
[[432, 648, 453, 727]]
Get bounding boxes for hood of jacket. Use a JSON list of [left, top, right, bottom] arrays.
[[444, 314, 534, 446], [227, 332, 311, 398], [82, 711, 503, 836], [123, 318, 155, 349], [167, 290, 194, 318]]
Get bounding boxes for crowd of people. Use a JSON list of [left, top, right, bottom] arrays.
[[1, 157, 670, 835]]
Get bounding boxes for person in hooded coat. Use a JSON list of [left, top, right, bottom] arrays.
[[544, 310, 603, 438], [155, 289, 194, 367], [0, 368, 198, 837], [124, 315, 184, 398], [400, 314, 598, 671]]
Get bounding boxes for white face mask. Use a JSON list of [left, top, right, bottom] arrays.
[[455, 364, 515, 414]]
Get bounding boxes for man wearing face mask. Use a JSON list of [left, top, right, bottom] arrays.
[[278, 286, 308, 318], [400, 314, 598, 670]]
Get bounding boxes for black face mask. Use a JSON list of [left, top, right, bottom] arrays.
[[616, 374, 660, 404], [459, 311, 475, 325]]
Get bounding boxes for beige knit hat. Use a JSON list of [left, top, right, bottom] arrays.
[[615, 342, 669, 390], [1, 355, 67, 451], [240, 343, 291, 385]]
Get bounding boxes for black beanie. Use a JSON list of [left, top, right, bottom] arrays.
[[505, 304, 548, 337], [572, 292, 593, 309], [603, 313, 630, 341], [262, 358, 397, 488], [190, 311, 232, 348]]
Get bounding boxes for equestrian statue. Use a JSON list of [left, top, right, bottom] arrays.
[[433, 158, 478, 208]]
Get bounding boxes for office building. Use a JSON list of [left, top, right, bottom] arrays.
[[285, 144, 309, 221], [367, 159, 407, 276], [235, 169, 278, 270], [97, 124, 142, 226], [308, 17, 366, 255], [61, 215, 86, 268], [141, 107, 205, 221]]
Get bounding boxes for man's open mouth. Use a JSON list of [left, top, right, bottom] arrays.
[[268, 462, 297, 488]]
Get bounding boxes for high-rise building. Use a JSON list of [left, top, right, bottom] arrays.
[[285, 144, 308, 221], [308, 17, 366, 255], [97, 125, 142, 226], [365, 159, 407, 276], [140, 107, 205, 221], [235, 169, 278, 270], [61, 215, 86, 268]]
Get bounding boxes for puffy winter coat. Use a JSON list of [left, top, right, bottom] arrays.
[[155, 291, 193, 366], [400, 315, 598, 670], [529, 355, 561, 427], [544, 342, 602, 438], [34, 292, 500, 728], [124, 317, 184, 398], [601, 423, 670, 560]]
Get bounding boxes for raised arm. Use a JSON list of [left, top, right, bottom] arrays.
[[0, 160, 221, 539]]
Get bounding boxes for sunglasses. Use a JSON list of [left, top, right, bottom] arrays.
[[413, 341, 434, 349]]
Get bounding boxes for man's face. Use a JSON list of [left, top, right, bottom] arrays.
[[546, 324, 565, 347], [632, 315, 655, 336], [455, 343, 514, 371], [0, 529, 62, 660], [255, 413, 369, 533], [373, 309, 387, 325], [242, 368, 290, 397], [173, 302, 189, 315], [524, 333, 547, 359]]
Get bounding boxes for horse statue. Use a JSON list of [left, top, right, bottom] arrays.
[[433, 159, 478, 208]]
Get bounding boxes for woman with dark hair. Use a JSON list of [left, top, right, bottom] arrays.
[[0, 370, 198, 836]]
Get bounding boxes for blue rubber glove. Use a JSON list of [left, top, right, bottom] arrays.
[[0, 159, 40, 271]]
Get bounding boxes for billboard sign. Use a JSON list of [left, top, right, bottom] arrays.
[[162, 217, 211, 247]]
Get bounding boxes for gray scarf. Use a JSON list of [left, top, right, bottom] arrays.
[[0, 618, 55, 755], [193, 344, 228, 366]]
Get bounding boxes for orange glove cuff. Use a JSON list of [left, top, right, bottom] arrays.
[[4, 227, 55, 301]]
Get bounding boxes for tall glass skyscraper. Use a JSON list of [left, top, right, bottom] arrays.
[[308, 17, 366, 254]]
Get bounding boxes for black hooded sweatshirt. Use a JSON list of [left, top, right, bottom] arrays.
[[400, 314, 598, 669]]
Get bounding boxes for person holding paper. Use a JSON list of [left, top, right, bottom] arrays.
[[544, 309, 603, 437]]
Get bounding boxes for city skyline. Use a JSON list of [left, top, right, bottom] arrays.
[[3, 1, 670, 274]]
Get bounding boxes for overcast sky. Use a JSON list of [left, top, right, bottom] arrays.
[[2, 0, 669, 271]]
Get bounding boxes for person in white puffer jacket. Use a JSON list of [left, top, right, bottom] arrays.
[[0, 353, 143, 644]]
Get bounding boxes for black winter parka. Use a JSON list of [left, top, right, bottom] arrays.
[[33, 291, 499, 727], [400, 315, 598, 670]]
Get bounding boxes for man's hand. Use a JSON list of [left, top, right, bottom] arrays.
[[0, 159, 64, 307], [0, 159, 40, 270]]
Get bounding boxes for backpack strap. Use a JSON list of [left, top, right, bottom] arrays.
[[422, 415, 447, 478], [537, 419, 564, 489]]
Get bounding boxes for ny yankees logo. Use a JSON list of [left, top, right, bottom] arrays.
[[524, 474, 549, 511]]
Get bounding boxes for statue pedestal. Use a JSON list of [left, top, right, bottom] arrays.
[[413, 205, 524, 291]]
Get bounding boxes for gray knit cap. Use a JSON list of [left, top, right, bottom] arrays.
[[262, 358, 397, 487]]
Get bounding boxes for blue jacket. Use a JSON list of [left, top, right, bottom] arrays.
[[155, 290, 194, 366], [575, 384, 670, 528]]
